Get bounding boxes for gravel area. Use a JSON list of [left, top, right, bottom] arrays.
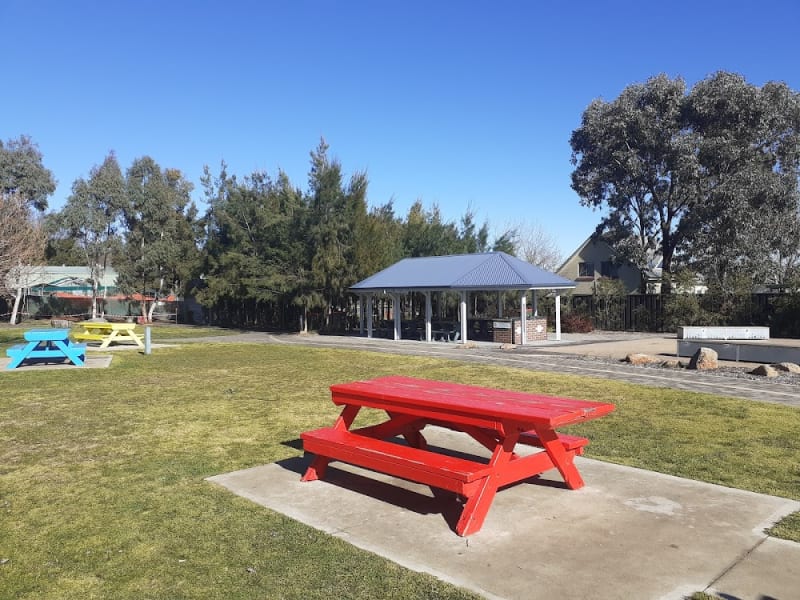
[[580, 352, 800, 385]]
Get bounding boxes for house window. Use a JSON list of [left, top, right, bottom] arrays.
[[578, 262, 594, 278], [600, 261, 618, 278]]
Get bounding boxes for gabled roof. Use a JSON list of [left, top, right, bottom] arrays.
[[351, 252, 576, 292], [557, 236, 663, 280], [5, 265, 119, 289]]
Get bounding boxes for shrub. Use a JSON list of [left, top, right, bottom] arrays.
[[561, 312, 594, 333], [770, 292, 800, 338]]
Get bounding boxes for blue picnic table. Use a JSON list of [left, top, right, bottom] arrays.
[[5, 329, 86, 370]]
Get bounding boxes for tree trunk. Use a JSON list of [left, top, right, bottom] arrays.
[[91, 280, 99, 319], [9, 287, 23, 324], [147, 300, 156, 323]]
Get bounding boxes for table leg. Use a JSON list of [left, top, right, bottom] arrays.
[[127, 330, 145, 348], [531, 426, 584, 489], [302, 405, 361, 481], [54, 340, 85, 366], [99, 331, 115, 349], [6, 341, 37, 369], [455, 433, 517, 536], [351, 415, 427, 448]]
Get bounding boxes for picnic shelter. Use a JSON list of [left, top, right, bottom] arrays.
[[350, 252, 576, 345]]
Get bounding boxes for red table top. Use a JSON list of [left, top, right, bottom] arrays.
[[330, 375, 615, 428]]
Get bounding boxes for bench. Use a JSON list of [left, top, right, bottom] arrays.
[[6, 329, 87, 369], [301, 427, 493, 495], [72, 332, 106, 342], [72, 322, 144, 349], [6, 342, 87, 360]]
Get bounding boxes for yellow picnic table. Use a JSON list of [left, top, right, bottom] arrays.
[[72, 322, 145, 349]]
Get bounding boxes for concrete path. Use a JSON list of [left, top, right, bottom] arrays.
[[210, 426, 800, 600]]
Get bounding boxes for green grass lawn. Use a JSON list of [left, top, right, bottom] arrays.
[[1, 337, 798, 599]]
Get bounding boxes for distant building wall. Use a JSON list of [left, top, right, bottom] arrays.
[[557, 238, 641, 294]]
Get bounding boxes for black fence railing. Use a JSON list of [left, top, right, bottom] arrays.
[[549, 293, 800, 338]]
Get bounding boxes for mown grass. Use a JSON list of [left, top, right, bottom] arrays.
[[1, 338, 798, 599]]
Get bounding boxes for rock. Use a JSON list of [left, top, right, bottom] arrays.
[[750, 364, 779, 377], [499, 343, 516, 350], [50, 319, 71, 329], [661, 359, 684, 369], [772, 362, 800, 374], [626, 353, 657, 365], [688, 347, 718, 370]]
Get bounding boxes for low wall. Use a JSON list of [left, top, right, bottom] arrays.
[[493, 318, 547, 344], [677, 326, 770, 340], [677, 340, 800, 364]]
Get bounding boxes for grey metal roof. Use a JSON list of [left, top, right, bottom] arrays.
[[351, 252, 576, 292], [5, 265, 119, 289]]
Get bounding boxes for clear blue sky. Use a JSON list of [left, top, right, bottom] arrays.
[[4, 0, 799, 257]]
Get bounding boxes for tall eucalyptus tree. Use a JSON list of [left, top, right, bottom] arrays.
[[55, 153, 125, 318], [0, 135, 54, 321], [571, 72, 800, 294], [570, 74, 695, 293], [682, 72, 800, 293], [0, 135, 56, 211], [119, 157, 200, 321]]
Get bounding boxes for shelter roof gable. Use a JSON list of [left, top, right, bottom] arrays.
[[352, 252, 575, 292]]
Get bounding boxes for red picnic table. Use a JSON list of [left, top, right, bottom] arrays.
[[301, 375, 615, 536]]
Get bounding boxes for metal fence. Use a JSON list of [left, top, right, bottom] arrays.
[[555, 293, 800, 338]]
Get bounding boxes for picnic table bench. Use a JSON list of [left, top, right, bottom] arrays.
[[301, 375, 615, 536], [72, 322, 145, 349], [6, 329, 86, 369]]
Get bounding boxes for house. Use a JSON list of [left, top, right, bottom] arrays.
[[557, 237, 660, 294], [4, 265, 190, 323], [4, 265, 121, 322], [6, 265, 119, 297]]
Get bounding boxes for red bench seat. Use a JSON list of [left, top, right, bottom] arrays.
[[301, 427, 492, 496]]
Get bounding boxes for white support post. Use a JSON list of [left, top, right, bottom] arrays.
[[555, 292, 562, 341], [358, 295, 365, 335], [520, 291, 527, 345], [393, 293, 402, 340], [424, 292, 432, 342], [459, 291, 468, 344], [367, 295, 374, 338]]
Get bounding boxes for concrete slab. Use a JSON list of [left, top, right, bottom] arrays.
[[1, 353, 113, 372], [709, 536, 800, 600], [208, 427, 800, 600]]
